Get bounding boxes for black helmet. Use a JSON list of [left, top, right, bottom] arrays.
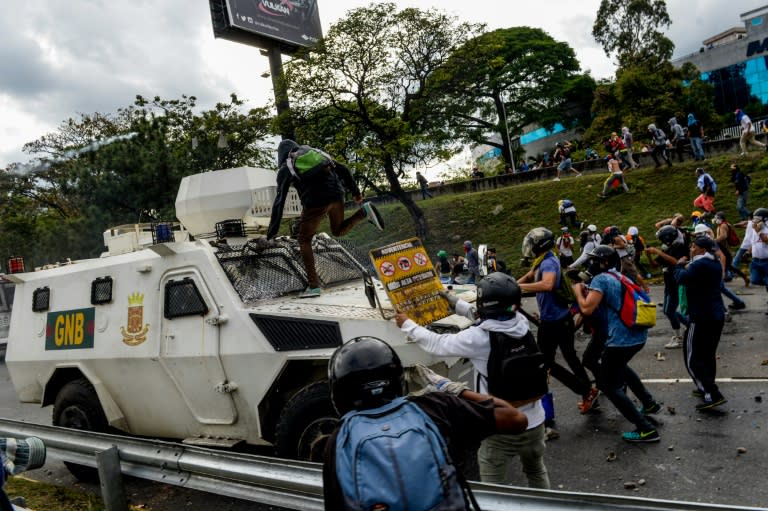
[[656, 225, 679, 245], [522, 227, 554, 258], [477, 272, 521, 318], [586, 245, 619, 276], [328, 337, 405, 416], [753, 208, 768, 222]]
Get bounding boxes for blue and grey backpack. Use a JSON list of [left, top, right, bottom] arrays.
[[335, 396, 474, 511]]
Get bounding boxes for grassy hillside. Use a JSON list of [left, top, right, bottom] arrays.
[[335, 152, 768, 275]]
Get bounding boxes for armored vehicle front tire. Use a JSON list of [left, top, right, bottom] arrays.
[[52, 378, 109, 482], [275, 382, 339, 461]]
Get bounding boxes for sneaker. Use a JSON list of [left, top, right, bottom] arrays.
[[578, 387, 600, 414], [728, 301, 746, 310], [545, 427, 560, 441], [299, 287, 321, 298], [552, 177, 561, 181], [696, 395, 727, 411], [361, 202, 385, 231], [575, 173, 583, 177], [664, 336, 683, 349], [622, 429, 660, 443], [691, 389, 705, 398], [638, 402, 662, 415]]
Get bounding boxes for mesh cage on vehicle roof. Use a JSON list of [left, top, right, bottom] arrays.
[[215, 234, 372, 302]]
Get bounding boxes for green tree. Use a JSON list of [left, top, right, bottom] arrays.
[[2, 94, 273, 264], [427, 27, 593, 169], [584, 61, 716, 148], [284, 3, 482, 240], [592, 0, 674, 69]]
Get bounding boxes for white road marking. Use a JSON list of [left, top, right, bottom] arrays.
[[643, 378, 768, 383]]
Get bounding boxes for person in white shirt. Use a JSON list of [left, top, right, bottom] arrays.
[[733, 216, 757, 270], [748, 208, 768, 314], [395, 274, 550, 489], [735, 109, 766, 155], [569, 225, 601, 270], [555, 227, 575, 267]]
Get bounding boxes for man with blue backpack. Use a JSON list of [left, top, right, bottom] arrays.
[[572, 246, 662, 444], [323, 336, 528, 511], [268, 139, 384, 298]]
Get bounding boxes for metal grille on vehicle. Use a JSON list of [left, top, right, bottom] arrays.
[[215, 234, 372, 302], [32, 287, 50, 312], [164, 278, 209, 319], [90, 276, 113, 305], [215, 219, 246, 239], [249, 313, 342, 351]]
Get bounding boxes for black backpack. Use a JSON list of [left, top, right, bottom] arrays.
[[485, 330, 548, 404]]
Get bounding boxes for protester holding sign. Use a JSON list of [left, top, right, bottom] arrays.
[[395, 273, 551, 489]]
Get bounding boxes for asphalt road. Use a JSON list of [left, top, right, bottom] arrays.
[[0, 280, 766, 510]]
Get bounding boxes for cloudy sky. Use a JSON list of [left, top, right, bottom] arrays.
[[0, 0, 763, 168]]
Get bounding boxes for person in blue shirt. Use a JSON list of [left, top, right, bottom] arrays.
[[518, 227, 598, 415], [573, 246, 661, 443]]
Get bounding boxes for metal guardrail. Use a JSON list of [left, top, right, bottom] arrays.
[[0, 418, 760, 511]]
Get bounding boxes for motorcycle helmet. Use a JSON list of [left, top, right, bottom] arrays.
[[656, 225, 679, 245], [328, 337, 405, 416], [586, 245, 619, 277], [476, 272, 521, 318], [522, 227, 554, 258], [753, 208, 768, 223]]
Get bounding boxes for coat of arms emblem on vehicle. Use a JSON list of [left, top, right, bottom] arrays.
[[121, 292, 150, 346]]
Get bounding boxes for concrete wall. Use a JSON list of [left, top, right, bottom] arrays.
[[364, 135, 761, 206]]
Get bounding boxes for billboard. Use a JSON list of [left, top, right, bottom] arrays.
[[210, 0, 323, 52]]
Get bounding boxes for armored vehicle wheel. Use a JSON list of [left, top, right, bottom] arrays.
[[52, 378, 109, 482], [275, 382, 339, 461]]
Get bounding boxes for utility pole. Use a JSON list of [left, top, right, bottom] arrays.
[[499, 96, 515, 173]]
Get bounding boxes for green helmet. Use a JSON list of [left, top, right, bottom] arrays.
[[437, 250, 447, 258]]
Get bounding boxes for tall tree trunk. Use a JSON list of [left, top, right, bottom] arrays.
[[382, 156, 429, 241]]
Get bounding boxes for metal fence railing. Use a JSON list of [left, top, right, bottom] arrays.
[[0, 418, 760, 511]]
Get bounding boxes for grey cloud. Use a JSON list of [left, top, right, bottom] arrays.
[[0, 0, 242, 157]]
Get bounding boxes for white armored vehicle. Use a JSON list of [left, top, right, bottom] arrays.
[[5, 166, 471, 475]]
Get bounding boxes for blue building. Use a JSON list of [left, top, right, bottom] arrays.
[[673, 5, 768, 114]]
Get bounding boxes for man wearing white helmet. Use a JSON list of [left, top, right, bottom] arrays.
[[569, 225, 601, 270], [626, 226, 651, 279]]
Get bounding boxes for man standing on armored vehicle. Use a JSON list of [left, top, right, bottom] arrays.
[[268, 139, 384, 298]]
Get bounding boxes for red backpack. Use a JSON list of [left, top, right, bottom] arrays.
[[606, 272, 656, 329], [726, 223, 741, 247]]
